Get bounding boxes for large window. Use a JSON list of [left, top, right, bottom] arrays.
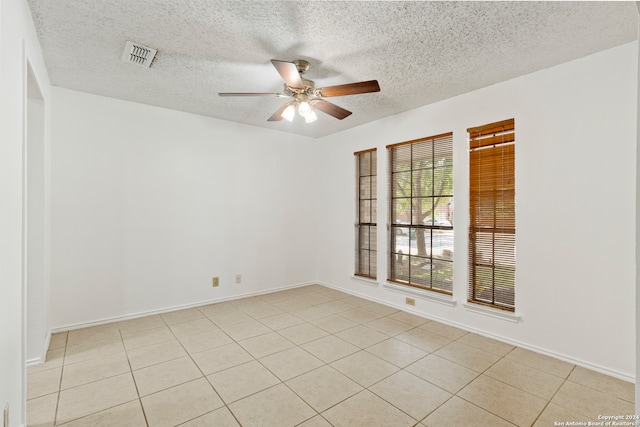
[[355, 149, 377, 279], [388, 133, 453, 294], [468, 119, 515, 311]]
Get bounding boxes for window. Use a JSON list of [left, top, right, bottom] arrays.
[[355, 149, 377, 279], [387, 133, 454, 294], [468, 119, 515, 311]]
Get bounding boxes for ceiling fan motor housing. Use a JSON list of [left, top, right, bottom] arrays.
[[284, 78, 316, 97], [293, 59, 310, 75]]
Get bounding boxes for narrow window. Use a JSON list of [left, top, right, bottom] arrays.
[[387, 133, 454, 294], [468, 119, 515, 311], [355, 149, 377, 279]]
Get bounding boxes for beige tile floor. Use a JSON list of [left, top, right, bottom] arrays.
[[27, 284, 635, 427]]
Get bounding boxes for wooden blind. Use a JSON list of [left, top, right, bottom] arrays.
[[387, 133, 453, 294], [355, 148, 377, 279], [468, 119, 515, 311]]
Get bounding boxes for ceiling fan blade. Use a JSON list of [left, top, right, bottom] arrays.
[[219, 92, 289, 97], [271, 59, 304, 89], [267, 102, 290, 122], [312, 99, 352, 120], [318, 80, 380, 97]]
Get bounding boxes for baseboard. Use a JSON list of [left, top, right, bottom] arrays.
[[25, 357, 41, 367], [50, 280, 317, 334], [316, 280, 635, 383]]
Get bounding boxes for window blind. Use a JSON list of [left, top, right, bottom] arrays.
[[355, 148, 377, 279], [468, 119, 515, 311], [387, 133, 454, 294]]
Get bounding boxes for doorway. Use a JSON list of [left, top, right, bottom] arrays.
[[25, 60, 47, 364]]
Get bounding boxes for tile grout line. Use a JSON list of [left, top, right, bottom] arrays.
[[55, 327, 144, 426], [117, 322, 151, 427], [446, 344, 528, 427], [52, 332, 68, 426], [450, 395, 517, 427], [529, 364, 578, 427]]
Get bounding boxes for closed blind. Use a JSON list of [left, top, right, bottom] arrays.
[[468, 119, 515, 311]]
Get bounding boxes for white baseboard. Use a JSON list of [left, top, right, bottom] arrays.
[[25, 357, 41, 367], [316, 280, 635, 383], [50, 281, 317, 334]]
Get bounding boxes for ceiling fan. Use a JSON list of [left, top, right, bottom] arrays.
[[219, 59, 380, 123]]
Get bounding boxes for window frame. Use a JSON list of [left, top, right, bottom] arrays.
[[387, 132, 454, 295], [467, 118, 516, 312], [354, 148, 377, 280]]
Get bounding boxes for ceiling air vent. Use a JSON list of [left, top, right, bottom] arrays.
[[121, 41, 157, 68]]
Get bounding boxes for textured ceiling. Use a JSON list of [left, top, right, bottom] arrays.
[[28, 1, 637, 138]]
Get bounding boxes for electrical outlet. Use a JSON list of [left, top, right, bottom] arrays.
[[212, 277, 219, 287], [4, 403, 8, 427], [405, 297, 416, 306], [235, 274, 241, 284]]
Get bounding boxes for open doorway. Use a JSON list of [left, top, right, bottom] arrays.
[[25, 60, 47, 364]]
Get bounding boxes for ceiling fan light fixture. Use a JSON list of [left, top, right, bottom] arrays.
[[298, 100, 312, 117], [281, 103, 296, 122], [304, 110, 318, 123]]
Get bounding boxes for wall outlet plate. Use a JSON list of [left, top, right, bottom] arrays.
[[405, 297, 416, 306], [235, 274, 241, 284], [212, 277, 219, 287]]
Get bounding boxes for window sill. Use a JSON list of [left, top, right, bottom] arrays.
[[463, 303, 521, 323], [384, 282, 456, 307], [351, 275, 379, 287]]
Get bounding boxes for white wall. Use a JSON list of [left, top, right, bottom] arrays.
[[635, 1, 640, 415], [50, 88, 318, 329], [316, 42, 638, 380], [0, 0, 50, 424]]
